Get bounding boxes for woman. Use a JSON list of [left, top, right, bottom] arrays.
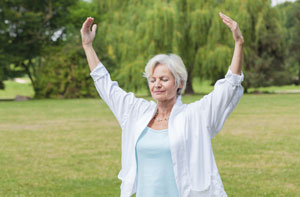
[[81, 12, 244, 197]]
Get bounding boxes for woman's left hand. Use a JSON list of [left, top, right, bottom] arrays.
[[219, 12, 244, 45]]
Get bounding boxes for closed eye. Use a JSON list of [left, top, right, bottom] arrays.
[[149, 79, 155, 83], [149, 77, 169, 83]]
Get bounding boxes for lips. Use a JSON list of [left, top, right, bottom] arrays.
[[154, 91, 165, 94]]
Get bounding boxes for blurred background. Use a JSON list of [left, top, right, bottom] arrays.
[[0, 0, 299, 99], [0, 0, 299, 196]]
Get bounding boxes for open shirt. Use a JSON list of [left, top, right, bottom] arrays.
[[90, 62, 244, 197]]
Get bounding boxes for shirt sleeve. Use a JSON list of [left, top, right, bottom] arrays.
[[90, 62, 151, 129], [195, 67, 244, 138]]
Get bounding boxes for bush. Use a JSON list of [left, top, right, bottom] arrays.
[[34, 40, 98, 98]]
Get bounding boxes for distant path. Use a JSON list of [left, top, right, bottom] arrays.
[[274, 89, 300, 94]]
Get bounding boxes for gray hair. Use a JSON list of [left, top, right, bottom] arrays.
[[143, 54, 188, 95]]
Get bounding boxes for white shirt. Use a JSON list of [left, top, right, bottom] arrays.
[[90, 62, 244, 197]]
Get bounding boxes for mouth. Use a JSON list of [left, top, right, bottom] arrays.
[[154, 91, 165, 94]]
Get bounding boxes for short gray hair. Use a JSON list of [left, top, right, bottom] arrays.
[[143, 54, 188, 95]]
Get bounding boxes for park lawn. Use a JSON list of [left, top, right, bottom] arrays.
[[0, 79, 34, 99], [0, 95, 300, 196], [248, 84, 300, 93], [1, 77, 299, 99]]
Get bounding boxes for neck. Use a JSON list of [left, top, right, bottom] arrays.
[[156, 96, 177, 117]]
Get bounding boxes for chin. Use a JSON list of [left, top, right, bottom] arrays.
[[153, 96, 172, 103], [152, 94, 164, 101]]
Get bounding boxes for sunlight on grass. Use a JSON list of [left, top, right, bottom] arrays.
[[0, 76, 299, 99], [248, 84, 300, 93], [0, 95, 299, 196], [0, 79, 34, 99]]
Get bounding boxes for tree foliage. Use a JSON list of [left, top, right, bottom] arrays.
[[35, 40, 97, 98], [277, 0, 300, 85], [0, 0, 80, 93], [0, 0, 299, 98]]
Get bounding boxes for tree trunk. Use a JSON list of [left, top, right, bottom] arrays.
[[298, 64, 300, 85], [184, 75, 194, 94], [22, 61, 38, 95], [23, 63, 33, 86], [0, 81, 4, 90], [244, 86, 248, 93]]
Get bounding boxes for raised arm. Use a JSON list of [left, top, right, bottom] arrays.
[[80, 17, 99, 72], [80, 17, 152, 129], [219, 12, 244, 75], [189, 13, 244, 138]]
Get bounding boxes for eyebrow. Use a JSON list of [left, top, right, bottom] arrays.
[[149, 76, 169, 78]]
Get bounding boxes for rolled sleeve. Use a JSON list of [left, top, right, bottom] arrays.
[[225, 68, 244, 86], [196, 68, 244, 138], [89, 61, 152, 130], [90, 62, 109, 81]]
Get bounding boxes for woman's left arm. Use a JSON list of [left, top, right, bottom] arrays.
[[190, 13, 244, 139], [219, 12, 244, 75]]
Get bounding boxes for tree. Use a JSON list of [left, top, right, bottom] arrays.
[[3, 0, 293, 98], [92, 0, 220, 94], [35, 40, 98, 98], [233, 0, 289, 92], [0, 0, 79, 94], [173, 0, 210, 94], [0, 1, 11, 89], [91, 0, 176, 92], [277, 0, 300, 85], [88, 0, 292, 94]]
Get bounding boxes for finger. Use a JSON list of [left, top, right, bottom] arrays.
[[222, 19, 231, 28], [221, 19, 234, 30], [84, 17, 94, 30], [82, 17, 94, 31], [219, 12, 231, 20], [223, 18, 232, 26], [220, 15, 234, 28], [81, 17, 90, 28], [219, 12, 233, 23], [92, 24, 97, 33]]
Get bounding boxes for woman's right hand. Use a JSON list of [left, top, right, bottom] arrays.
[[80, 17, 97, 48]]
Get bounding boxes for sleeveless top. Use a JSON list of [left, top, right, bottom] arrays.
[[135, 127, 179, 197]]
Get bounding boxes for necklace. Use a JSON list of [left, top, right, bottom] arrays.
[[154, 110, 170, 122]]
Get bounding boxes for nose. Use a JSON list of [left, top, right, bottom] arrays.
[[154, 80, 162, 88]]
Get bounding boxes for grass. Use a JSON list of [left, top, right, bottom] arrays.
[[0, 78, 34, 99], [248, 84, 300, 93], [1, 76, 299, 100], [0, 77, 299, 196], [0, 94, 299, 196], [0, 99, 122, 196]]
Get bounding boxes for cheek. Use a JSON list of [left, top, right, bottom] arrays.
[[148, 83, 154, 90], [165, 82, 177, 92]]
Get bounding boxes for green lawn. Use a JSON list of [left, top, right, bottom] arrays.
[[248, 84, 300, 94], [0, 94, 299, 196], [0, 78, 34, 99], [1, 77, 299, 99]]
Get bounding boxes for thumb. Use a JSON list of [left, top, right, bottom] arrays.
[[92, 24, 97, 33]]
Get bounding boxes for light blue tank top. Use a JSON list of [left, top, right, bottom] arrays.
[[135, 127, 179, 197]]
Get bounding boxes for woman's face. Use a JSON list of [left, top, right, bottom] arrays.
[[148, 64, 181, 102]]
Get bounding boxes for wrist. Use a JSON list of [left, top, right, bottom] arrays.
[[82, 43, 93, 50], [235, 38, 244, 46]]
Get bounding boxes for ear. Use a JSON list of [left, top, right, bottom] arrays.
[[179, 80, 184, 89]]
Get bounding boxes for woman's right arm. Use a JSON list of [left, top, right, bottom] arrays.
[[80, 17, 152, 129], [81, 17, 99, 72]]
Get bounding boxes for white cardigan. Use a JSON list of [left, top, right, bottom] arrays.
[[90, 62, 244, 197]]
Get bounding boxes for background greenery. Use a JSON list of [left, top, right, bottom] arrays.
[[1, 76, 300, 100], [0, 0, 299, 196], [0, 0, 299, 98]]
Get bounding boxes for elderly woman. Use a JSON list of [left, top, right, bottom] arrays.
[[81, 12, 244, 197]]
